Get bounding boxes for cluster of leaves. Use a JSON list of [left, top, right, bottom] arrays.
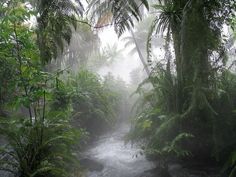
[[129, 63, 236, 171], [87, 0, 149, 36], [128, 68, 193, 165], [49, 23, 101, 72], [67, 70, 119, 137], [0, 1, 130, 176], [213, 71, 236, 176], [0, 2, 85, 176], [103, 73, 133, 121], [32, 0, 84, 63], [126, 1, 236, 174], [0, 110, 83, 177]]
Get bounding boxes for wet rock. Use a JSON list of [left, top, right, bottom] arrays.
[[80, 158, 104, 172], [136, 163, 221, 177], [0, 171, 13, 177], [168, 164, 188, 177], [168, 163, 221, 177], [137, 167, 172, 177]]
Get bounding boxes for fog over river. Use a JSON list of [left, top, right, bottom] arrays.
[[83, 123, 154, 177]]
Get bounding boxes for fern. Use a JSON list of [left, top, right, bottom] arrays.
[[0, 112, 83, 177]]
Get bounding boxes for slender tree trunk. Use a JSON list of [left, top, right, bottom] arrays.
[[170, 23, 183, 113], [130, 29, 151, 76]]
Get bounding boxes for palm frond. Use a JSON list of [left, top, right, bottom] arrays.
[[36, 0, 84, 63], [88, 0, 149, 36], [146, 18, 158, 62]]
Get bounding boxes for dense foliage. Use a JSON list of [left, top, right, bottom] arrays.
[[69, 70, 118, 136], [126, 0, 236, 176], [1, 0, 236, 176], [0, 1, 124, 176]]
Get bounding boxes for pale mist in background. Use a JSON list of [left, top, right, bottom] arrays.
[[97, 27, 144, 84]]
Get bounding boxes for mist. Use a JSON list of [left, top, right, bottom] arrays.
[[0, 1, 236, 177]]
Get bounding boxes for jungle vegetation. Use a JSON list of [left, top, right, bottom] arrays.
[[0, 0, 236, 177]]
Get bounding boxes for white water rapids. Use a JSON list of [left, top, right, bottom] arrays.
[[83, 123, 154, 177]]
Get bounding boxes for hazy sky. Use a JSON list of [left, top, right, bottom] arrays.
[[98, 27, 142, 83]]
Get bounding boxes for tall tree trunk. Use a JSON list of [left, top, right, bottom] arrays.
[[170, 23, 183, 113], [130, 29, 151, 76], [181, 0, 210, 111], [180, 0, 213, 159], [169, 0, 189, 113]]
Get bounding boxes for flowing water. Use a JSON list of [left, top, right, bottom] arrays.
[[0, 124, 154, 177], [83, 123, 154, 177]]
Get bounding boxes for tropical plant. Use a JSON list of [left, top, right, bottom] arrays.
[[122, 16, 165, 76], [68, 70, 118, 136], [87, 0, 149, 36], [0, 3, 83, 176], [0, 110, 83, 177], [50, 23, 101, 72], [103, 73, 133, 122], [128, 64, 187, 162], [127, 2, 236, 176], [87, 43, 123, 72], [28, 0, 84, 64]]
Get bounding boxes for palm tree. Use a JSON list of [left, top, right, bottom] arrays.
[[87, 43, 123, 71], [122, 16, 165, 76], [28, 0, 84, 64], [59, 23, 100, 71], [151, 1, 184, 114], [87, 0, 149, 36], [147, 0, 234, 112], [123, 0, 236, 162], [122, 21, 151, 75]]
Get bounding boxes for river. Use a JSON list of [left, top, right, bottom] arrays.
[[83, 123, 155, 177], [0, 124, 155, 177]]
